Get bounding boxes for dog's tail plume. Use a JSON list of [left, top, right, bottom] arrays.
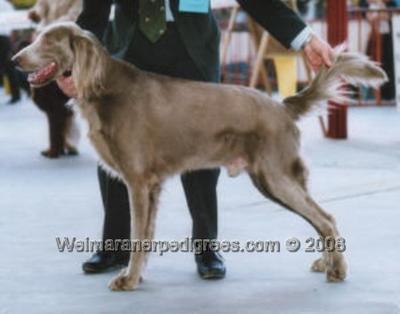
[[283, 50, 388, 120]]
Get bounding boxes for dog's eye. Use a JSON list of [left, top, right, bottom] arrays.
[[41, 37, 50, 46]]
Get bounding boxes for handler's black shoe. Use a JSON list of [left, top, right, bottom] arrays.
[[82, 252, 129, 274], [195, 251, 226, 279]]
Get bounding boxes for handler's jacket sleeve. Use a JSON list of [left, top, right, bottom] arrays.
[[236, 0, 307, 49], [76, 0, 112, 40]]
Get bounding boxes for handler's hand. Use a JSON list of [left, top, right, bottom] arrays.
[[303, 35, 334, 71], [57, 75, 78, 98]]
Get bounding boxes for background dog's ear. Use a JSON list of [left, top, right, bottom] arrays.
[[70, 31, 108, 99]]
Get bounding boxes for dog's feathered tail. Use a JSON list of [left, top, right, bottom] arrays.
[[283, 51, 388, 120]]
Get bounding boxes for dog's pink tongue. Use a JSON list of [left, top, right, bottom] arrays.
[[28, 62, 57, 84]]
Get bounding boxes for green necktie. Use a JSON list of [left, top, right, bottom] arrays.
[[139, 0, 167, 43]]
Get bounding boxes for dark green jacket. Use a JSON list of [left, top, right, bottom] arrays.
[[77, 0, 307, 82]]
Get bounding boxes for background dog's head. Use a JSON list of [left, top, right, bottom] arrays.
[[13, 22, 107, 98]]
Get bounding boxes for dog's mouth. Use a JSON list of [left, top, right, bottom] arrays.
[[27, 62, 59, 86]]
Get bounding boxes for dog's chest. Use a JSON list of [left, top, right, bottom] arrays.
[[90, 131, 119, 172], [80, 104, 120, 174]]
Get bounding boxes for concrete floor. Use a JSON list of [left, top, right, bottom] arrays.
[[0, 92, 399, 314]]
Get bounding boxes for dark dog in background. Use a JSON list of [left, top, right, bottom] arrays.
[[27, 0, 82, 158], [31, 82, 79, 158]]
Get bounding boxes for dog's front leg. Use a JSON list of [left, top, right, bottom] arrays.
[[109, 180, 150, 291]]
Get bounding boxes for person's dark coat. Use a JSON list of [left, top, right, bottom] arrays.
[[77, 0, 307, 82]]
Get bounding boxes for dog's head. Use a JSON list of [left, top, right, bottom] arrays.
[[13, 22, 107, 98]]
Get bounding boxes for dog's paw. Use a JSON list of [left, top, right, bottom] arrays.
[[326, 267, 347, 282], [108, 274, 137, 291], [108, 268, 141, 291], [311, 257, 326, 273], [41, 149, 61, 159], [326, 259, 347, 282]]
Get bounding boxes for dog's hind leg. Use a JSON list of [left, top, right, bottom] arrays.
[[249, 162, 347, 282], [109, 178, 151, 291]]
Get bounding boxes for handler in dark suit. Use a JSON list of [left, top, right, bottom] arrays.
[[58, 0, 333, 278]]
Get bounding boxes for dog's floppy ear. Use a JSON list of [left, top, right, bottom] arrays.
[[70, 31, 108, 99]]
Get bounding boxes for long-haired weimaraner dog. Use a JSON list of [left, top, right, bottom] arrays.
[[13, 22, 387, 291]]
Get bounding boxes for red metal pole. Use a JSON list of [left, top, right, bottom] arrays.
[[326, 0, 349, 139]]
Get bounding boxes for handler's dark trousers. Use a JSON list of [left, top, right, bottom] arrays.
[[99, 23, 220, 257]]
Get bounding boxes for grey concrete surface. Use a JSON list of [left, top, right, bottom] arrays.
[[0, 92, 399, 314]]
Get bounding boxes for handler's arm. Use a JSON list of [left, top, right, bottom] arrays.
[[236, 0, 308, 49], [76, 0, 112, 40], [237, 0, 333, 69]]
